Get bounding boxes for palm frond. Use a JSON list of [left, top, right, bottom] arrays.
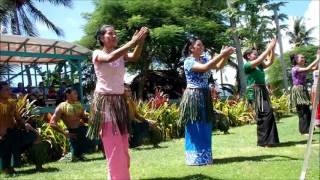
[[18, 6, 39, 36], [25, 1, 64, 36], [35, 0, 73, 8], [10, 10, 20, 35]]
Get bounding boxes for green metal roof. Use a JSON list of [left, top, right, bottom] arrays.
[[0, 34, 91, 64]]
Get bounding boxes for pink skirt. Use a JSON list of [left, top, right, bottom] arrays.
[[101, 122, 130, 180]]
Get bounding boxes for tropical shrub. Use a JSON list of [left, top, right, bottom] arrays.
[[39, 119, 69, 161], [16, 95, 39, 123], [137, 102, 181, 139], [16, 96, 67, 162], [271, 93, 290, 120], [214, 98, 255, 126]]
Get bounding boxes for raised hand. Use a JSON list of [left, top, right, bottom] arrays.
[[267, 38, 277, 50], [130, 27, 149, 45], [221, 46, 236, 56], [139, 27, 149, 42]]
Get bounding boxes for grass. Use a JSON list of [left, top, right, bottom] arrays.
[[1, 115, 319, 180]]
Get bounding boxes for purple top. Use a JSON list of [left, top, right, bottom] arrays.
[[291, 66, 307, 85]]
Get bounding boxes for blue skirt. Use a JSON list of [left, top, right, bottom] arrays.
[[185, 120, 213, 165]]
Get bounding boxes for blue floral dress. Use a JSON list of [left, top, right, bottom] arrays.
[[181, 56, 213, 165]]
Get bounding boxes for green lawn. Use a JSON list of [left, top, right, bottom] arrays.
[[1, 116, 319, 180]]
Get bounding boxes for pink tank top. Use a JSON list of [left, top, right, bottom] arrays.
[[92, 50, 125, 94]]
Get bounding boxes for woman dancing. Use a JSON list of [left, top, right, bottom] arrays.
[[243, 38, 279, 147], [179, 37, 235, 165], [87, 25, 149, 179]]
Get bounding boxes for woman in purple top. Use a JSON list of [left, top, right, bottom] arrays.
[[290, 50, 319, 134]]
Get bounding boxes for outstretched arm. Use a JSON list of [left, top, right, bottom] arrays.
[[262, 45, 276, 68], [296, 49, 320, 73], [125, 27, 149, 62], [191, 46, 236, 72], [96, 27, 148, 63], [249, 38, 277, 69], [215, 46, 236, 69]]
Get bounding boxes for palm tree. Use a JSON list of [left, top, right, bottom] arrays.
[[1, 0, 73, 36], [286, 17, 316, 47], [266, 2, 289, 91]]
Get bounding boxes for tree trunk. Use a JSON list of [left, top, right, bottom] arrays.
[[227, 0, 247, 97], [137, 53, 152, 101], [24, 65, 32, 86], [273, 9, 289, 91], [230, 19, 246, 97], [137, 69, 146, 101]]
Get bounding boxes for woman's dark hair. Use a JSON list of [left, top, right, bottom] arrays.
[[94, 24, 114, 46], [243, 48, 257, 60], [0, 81, 8, 90], [64, 87, 75, 95], [63, 87, 76, 100], [290, 54, 298, 66], [181, 37, 200, 57]]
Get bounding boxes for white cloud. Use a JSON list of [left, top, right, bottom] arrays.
[[276, 0, 319, 53], [279, 0, 319, 53], [304, 0, 319, 46]]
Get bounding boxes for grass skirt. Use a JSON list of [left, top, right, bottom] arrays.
[[87, 93, 129, 140], [179, 88, 214, 165], [178, 88, 214, 126], [289, 85, 310, 110]]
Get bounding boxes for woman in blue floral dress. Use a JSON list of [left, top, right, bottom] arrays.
[[179, 38, 235, 165]]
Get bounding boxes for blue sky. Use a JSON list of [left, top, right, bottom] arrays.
[[35, 0, 314, 43], [35, 0, 95, 42], [273, 0, 310, 17]]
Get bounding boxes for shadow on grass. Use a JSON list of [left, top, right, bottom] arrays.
[[214, 154, 299, 164], [141, 174, 222, 180], [313, 131, 320, 135], [85, 156, 105, 162], [274, 140, 311, 147], [15, 167, 60, 175], [213, 132, 235, 136], [133, 145, 169, 151]]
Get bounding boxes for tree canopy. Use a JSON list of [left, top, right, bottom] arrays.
[[79, 0, 229, 73]]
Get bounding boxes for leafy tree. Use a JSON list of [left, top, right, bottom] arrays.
[[286, 17, 316, 47], [79, 0, 229, 99], [223, 0, 288, 96]]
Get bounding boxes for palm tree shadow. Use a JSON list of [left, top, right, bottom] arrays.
[[141, 174, 222, 180], [15, 167, 59, 175], [214, 155, 299, 164]]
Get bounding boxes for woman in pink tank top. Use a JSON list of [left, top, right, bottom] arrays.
[[87, 25, 149, 180]]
